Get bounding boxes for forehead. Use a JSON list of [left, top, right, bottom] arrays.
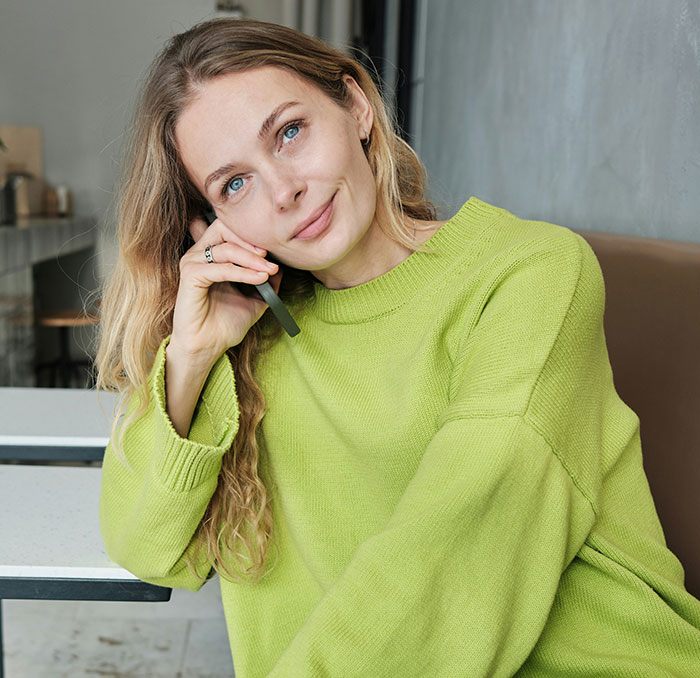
[[183, 66, 327, 125]]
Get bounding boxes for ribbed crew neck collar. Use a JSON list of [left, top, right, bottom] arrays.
[[309, 196, 504, 324]]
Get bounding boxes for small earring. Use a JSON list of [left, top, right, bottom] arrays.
[[362, 129, 371, 146]]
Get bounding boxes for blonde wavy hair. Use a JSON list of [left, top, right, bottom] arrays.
[[95, 17, 440, 584]]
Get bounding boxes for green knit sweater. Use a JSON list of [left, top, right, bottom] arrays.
[[99, 197, 700, 677]]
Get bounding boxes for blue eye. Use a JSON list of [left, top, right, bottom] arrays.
[[221, 120, 306, 200], [226, 176, 245, 195], [283, 125, 299, 141]]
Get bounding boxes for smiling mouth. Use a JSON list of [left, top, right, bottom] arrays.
[[292, 192, 336, 240]]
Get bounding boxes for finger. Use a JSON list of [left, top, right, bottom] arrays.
[[186, 261, 273, 287], [211, 217, 267, 255], [188, 217, 236, 252], [191, 217, 264, 255], [185, 241, 278, 274]]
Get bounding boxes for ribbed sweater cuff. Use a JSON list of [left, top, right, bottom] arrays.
[[149, 336, 239, 492]]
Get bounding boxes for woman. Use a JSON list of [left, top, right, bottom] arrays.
[[97, 17, 700, 677]]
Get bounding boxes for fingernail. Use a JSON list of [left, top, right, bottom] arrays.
[[254, 246, 266, 254]]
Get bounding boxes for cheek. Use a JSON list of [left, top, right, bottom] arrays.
[[305, 123, 362, 177], [347, 141, 376, 198]]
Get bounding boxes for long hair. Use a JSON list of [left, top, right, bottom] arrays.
[[95, 17, 439, 584]]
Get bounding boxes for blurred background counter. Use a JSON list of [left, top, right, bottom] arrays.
[[0, 216, 98, 388]]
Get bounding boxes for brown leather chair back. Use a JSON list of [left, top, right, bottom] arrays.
[[574, 228, 700, 598]]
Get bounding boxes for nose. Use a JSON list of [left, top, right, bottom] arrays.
[[268, 165, 306, 211]]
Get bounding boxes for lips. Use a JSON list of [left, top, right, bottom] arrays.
[[292, 192, 336, 239]]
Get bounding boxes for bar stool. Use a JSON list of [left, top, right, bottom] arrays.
[[34, 308, 100, 388]]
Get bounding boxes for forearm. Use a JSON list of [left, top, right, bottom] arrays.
[[269, 417, 594, 677], [164, 341, 219, 438], [100, 336, 240, 590]]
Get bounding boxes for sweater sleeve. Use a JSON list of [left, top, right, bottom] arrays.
[[99, 335, 239, 591], [268, 233, 606, 677]]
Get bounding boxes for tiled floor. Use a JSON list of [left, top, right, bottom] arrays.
[[2, 574, 235, 677]]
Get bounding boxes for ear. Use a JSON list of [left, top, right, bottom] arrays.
[[342, 74, 374, 142]]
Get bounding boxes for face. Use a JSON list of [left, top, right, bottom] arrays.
[[175, 65, 380, 284]]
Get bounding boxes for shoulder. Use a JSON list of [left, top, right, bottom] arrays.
[[471, 202, 599, 293], [457, 206, 608, 350], [519, 217, 602, 289], [444, 209, 609, 420], [422, 199, 606, 333], [493, 203, 589, 254]]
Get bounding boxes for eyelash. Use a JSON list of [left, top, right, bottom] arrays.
[[220, 119, 306, 199]]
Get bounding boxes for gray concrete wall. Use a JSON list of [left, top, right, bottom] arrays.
[[412, 0, 700, 242]]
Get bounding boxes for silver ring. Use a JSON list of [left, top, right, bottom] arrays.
[[204, 245, 214, 264]]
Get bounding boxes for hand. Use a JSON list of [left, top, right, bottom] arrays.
[[168, 214, 283, 367]]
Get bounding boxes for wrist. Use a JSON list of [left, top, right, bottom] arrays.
[[165, 337, 220, 375], [163, 339, 216, 440]]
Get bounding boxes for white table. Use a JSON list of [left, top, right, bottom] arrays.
[[0, 388, 171, 677], [0, 464, 169, 592], [0, 387, 118, 461]]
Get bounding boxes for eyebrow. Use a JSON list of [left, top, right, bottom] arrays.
[[203, 100, 302, 196]]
